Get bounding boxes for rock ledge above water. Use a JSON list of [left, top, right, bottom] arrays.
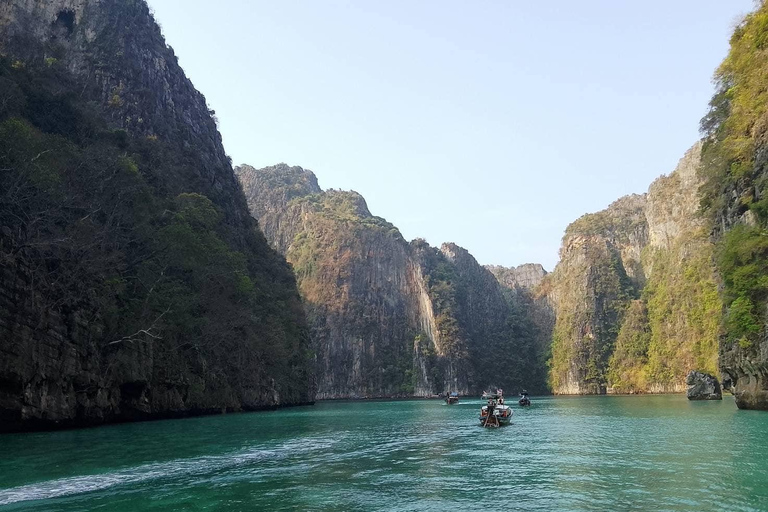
[[686, 371, 722, 401]]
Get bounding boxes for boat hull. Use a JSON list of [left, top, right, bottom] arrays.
[[479, 404, 512, 426]]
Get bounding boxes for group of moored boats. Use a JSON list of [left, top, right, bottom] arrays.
[[444, 389, 532, 428]]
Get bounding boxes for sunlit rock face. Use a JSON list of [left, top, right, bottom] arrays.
[[546, 143, 719, 396], [238, 164, 549, 398]]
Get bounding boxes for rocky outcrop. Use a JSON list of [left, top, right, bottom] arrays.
[[237, 164, 547, 397], [686, 371, 722, 400], [0, 0, 312, 432]]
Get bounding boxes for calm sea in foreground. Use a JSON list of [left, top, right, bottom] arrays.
[[0, 395, 766, 511]]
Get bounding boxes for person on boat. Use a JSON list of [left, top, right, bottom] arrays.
[[498, 397, 504, 405]]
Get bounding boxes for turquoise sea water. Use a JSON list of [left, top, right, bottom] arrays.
[[0, 395, 766, 511]]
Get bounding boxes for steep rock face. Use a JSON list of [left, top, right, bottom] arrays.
[[548, 143, 720, 395], [646, 143, 705, 252], [1, 0, 240, 210], [237, 164, 442, 397], [440, 243, 518, 392], [0, 0, 312, 432], [548, 196, 646, 394], [486, 263, 553, 391], [486, 263, 547, 291], [238, 164, 546, 397], [696, 5, 768, 410], [633, 143, 719, 393], [548, 231, 636, 394], [563, 194, 649, 287]]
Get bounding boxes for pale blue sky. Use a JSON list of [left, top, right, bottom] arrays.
[[147, 1, 753, 270]]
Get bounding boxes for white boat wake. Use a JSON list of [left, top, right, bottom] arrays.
[[0, 437, 334, 505]]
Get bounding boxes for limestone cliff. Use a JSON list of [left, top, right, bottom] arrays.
[[0, 0, 312, 432], [237, 164, 546, 397], [486, 263, 547, 291], [629, 142, 719, 394], [547, 196, 644, 394], [697, 4, 768, 410], [486, 263, 553, 390], [547, 144, 720, 395], [544, 3, 768, 408]]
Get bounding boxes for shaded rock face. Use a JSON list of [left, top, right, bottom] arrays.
[[0, 1, 312, 432], [237, 164, 547, 397], [1, 0, 238, 208], [686, 371, 722, 401], [547, 143, 720, 395], [440, 243, 538, 392], [486, 263, 554, 389]]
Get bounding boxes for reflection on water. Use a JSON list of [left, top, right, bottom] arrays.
[[0, 395, 766, 511]]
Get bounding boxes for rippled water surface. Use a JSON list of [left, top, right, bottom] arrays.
[[1, 395, 767, 511]]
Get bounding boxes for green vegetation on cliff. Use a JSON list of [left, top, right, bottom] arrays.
[[696, 2, 768, 409], [549, 196, 641, 395], [550, 138, 724, 395], [605, 237, 720, 393], [643, 241, 720, 382], [549, 241, 635, 393], [0, 54, 311, 428], [607, 300, 651, 393], [700, 3, 768, 352], [716, 225, 768, 348]]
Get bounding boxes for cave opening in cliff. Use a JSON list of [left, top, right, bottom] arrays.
[[53, 9, 76, 36]]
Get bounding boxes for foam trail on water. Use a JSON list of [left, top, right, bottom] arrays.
[[0, 437, 334, 505]]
